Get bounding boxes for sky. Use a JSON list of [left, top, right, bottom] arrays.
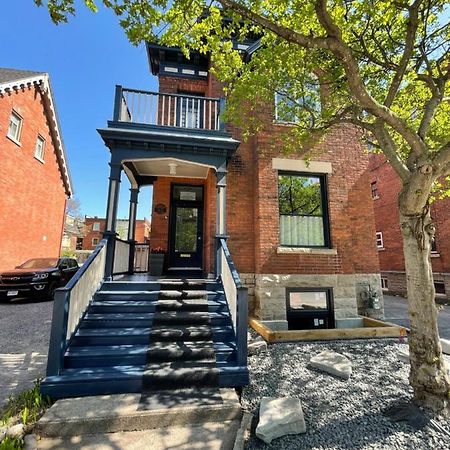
[[1, 0, 158, 219]]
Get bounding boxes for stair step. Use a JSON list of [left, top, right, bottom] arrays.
[[81, 312, 229, 328], [93, 290, 225, 302], [142, 364, 219, 390], [99, 280, 221, 292], [64, 342, 236, 368], [72, 325, 234, 345]]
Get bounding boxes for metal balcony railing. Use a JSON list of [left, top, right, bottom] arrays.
[[113, 86, 225, 131]]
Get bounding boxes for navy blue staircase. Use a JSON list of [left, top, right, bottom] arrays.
[[41, 278, 248, 398]]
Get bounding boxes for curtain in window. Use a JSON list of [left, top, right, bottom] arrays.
[[280, 215, 324, 246]]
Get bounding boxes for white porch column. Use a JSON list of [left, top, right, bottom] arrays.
[[215, 163, 227, 278]]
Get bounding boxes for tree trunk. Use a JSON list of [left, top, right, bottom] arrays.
[[399, 179, 450, 413]]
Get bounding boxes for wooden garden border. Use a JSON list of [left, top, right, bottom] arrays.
[[248, 316, 408, 343]]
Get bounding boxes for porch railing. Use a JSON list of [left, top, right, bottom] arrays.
[[114, 86, 224, 131], [218, 237, 248, 366], [113, 238, 131, 275], [134, 243, 150, 272], [46, 239, 108, 376]]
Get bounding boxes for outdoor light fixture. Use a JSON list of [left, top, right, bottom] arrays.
[[169, 162, 177, 175]]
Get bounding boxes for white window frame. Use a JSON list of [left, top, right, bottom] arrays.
[[92, 222, 100, 231], [92, 238, 99, 246], [34, 135, 46, 163], [371, 181, 379, 200], [376, 231, 384, 249], [7, 110, 23, 144], [381, 277, 389, 290]]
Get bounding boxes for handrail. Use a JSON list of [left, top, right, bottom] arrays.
[[218, 236, 248, 366], [46, 239, 108, 376], [122, 87, 221, 102]]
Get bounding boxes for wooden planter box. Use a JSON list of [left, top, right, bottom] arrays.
[[149, 254, 165, 276]]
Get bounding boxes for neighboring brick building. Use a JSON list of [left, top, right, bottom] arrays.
[[97, 43, 382, 330], [370, 153, 450, 300], [83, 217, 151, 250], [61, 214, 85, 251], [0, 68, 72, 270]]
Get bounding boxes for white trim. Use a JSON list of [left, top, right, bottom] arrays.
[[272, 158, 332, 174], [7, 109, 23, 143], [277, 247, 337, 255], [181, 69, 195, 75], [34, 134, 46, 162], [0, 73, 72, 196], [376, 231, 384, 249], [164, 66, 178, 73]]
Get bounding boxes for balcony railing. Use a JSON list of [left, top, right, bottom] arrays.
[[113, 86, 225, 131]]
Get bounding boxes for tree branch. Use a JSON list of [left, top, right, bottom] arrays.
[[384, 0, 422, 108], [372, 121, 411, 181], [433, 141, 450, 176]]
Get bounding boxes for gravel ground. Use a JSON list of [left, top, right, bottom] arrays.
[[0, 298, 53, 406], [242, 337, 450, 450]]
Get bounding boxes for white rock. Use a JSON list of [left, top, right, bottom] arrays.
[[0, 426, 7, 441], [310, 350, 352, 380], [6, 423, 24, 438], [256, 397, 306, 444], [24, 434, 38, 450], [397, 348, 410, 362], [441, 339, 450, 355], [248, 339, 267, 355]]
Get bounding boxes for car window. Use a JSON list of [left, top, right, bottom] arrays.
[[18, 258, 59, 269]]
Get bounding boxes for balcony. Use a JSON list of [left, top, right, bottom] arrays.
[[113, 86, 225, 132]]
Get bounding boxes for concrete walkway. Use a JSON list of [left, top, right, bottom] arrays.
[[0, 298, 53, 406], [383, 294, 450, 339]]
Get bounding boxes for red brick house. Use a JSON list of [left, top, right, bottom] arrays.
[[41, 42, 383, 398], [83, 216, 150, 250], [369, 153, 449, 300], [0, 68, 72, 271]]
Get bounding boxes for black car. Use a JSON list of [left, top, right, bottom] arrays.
[[0, 257, 79, 301]]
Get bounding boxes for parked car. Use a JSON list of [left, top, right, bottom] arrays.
[[0, 257, 79, 301]]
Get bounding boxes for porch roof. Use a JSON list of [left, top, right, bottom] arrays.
[[98, 122, 240, 155]]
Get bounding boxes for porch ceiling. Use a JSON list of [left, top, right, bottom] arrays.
[[128, 158, 211, 179]]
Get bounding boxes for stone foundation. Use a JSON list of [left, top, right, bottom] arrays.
[[242, 273, 383, 322], [381, 271, 450, 301]]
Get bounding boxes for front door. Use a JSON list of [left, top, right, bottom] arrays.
[[168, 185, 204, 270]]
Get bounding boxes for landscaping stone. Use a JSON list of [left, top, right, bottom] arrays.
[[0, 426, 7, 441], [255, 397, 306, 444], [397, 348, 410, 362], [6, 423, 24, 438], [440, 339, 450, 355], [310, 350, 352, 379], [24, 433, 38, 450], [248, 338, 267, 356]]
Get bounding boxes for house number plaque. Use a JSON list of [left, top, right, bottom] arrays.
[[154, 203, 167, 214]]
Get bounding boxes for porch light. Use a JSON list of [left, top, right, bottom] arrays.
[[168, 163, 177, 175]]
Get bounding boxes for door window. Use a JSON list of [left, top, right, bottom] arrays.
[[175, 207, 198, 253]]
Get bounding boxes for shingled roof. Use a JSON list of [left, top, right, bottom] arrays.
[[0, 67, 45, 84]]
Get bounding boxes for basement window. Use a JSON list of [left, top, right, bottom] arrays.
[[7, 110, 23, 144], [286, 288, 334, 330], [92, 238, 99, 246], [381, 277, 389, 290], [434, 281, 446, 296]]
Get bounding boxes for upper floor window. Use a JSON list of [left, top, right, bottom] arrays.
[[34, 135, 45, 162], [376, 231, 384, 249], [371, 181, 379, 199], [7, 110, 23, 143], [278, 173, 330, 247], [274, 77, 321, 125], [92, 222, 100, 231]]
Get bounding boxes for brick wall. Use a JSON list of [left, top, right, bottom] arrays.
[[0, 86, 67, 270], [369, 153, 450, 275]]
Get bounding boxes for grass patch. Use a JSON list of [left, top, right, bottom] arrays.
[[0, 380, 53, 449]]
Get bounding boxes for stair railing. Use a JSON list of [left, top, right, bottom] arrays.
[[218, 236, 248, 366], [46, 239, 108, 376]]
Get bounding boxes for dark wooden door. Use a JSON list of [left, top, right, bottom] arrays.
[[168, 185, 204, 270]]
